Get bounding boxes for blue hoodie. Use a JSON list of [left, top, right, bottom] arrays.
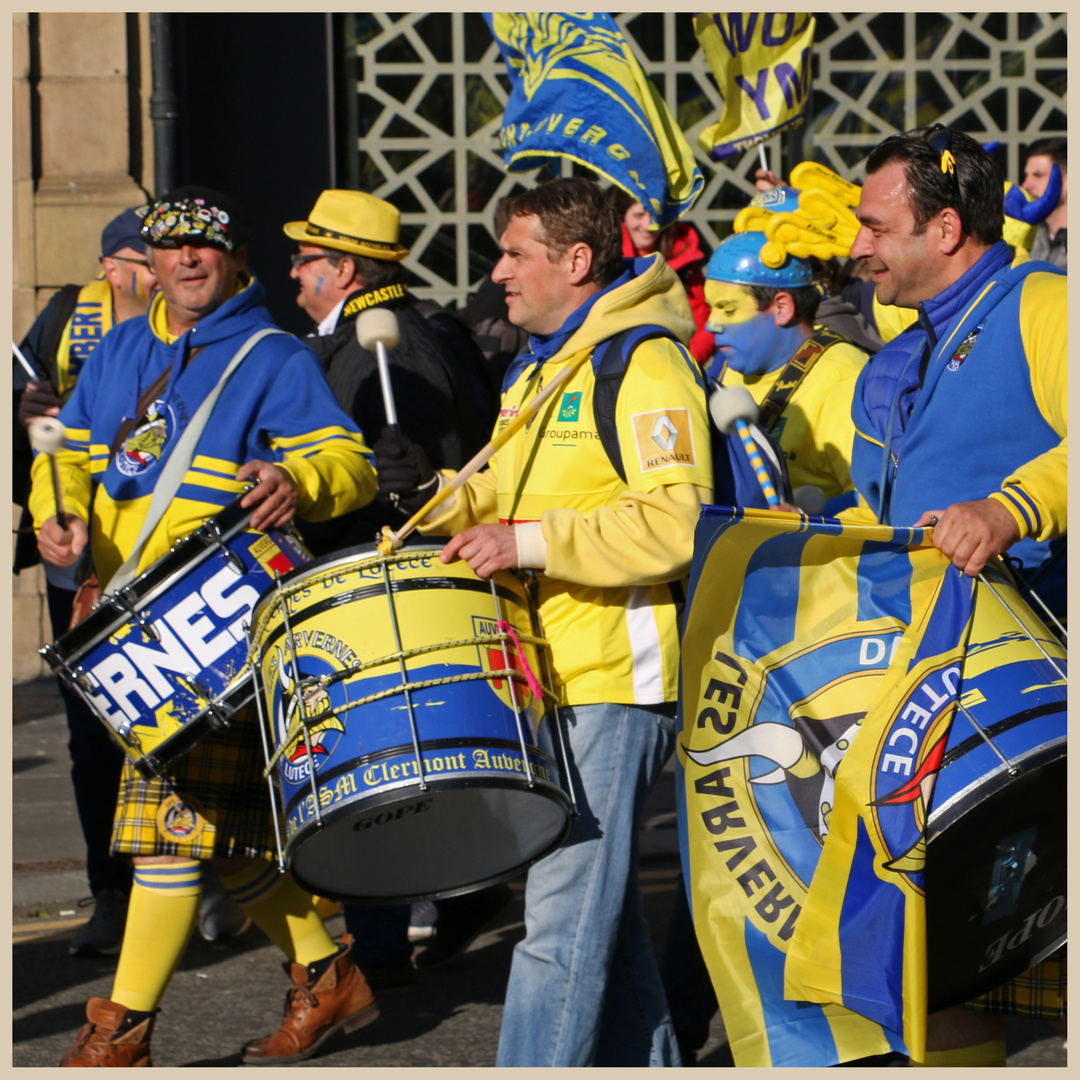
[[30, 273, 376, 586]]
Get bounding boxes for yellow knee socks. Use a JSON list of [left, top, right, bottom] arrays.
[[112, 860, 203, 1013], [218, 859, 336, 966], [910, 1040, 1009, 1067]]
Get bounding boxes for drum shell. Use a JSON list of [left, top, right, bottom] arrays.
[[40, 499, 309, 779], [250, 541, 571, 902], [924, 571, 1067, 1012]]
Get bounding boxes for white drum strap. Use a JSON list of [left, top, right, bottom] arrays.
[[105, 327, 287, 596]]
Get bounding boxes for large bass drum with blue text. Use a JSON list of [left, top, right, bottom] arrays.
[[248, 537, 572, 904]]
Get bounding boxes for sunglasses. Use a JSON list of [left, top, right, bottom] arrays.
[[290, 253, 329, 270], [925, 123, 965, 225]]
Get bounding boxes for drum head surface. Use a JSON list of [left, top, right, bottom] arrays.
[[925, 753, 1066, 1012], [287, 780, 571, 902]]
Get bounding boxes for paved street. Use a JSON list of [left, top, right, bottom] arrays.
[[13, 678, 1066, 1067]]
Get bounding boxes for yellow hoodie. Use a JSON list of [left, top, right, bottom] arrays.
[[425, 254, 713, 706]]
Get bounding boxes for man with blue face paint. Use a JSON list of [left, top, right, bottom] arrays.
[[703, 231, 870, 510]]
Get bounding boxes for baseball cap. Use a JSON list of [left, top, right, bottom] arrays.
[[100, 207, 149, 259]]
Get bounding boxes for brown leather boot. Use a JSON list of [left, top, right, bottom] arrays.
[[241, 944, 379, 1065], [59, 998, 155, 1067]]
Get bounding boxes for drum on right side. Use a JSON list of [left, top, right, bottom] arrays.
[[924, 570, 1066, 1012]]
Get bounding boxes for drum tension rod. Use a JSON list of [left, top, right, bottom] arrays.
[[954, 697, 1019, 777], [382, 558, 428, 792], [107, 587, 160, 642], [274, 571, 325, 827], [490, 576, 534, 790], [977, 571, 1067, 682], [174, 672, 234, 729], [48, 646, 96, 695], [246, 619, 287, 873], [205, 518, 246, 575]]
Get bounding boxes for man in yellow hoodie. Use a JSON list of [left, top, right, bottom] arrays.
[[376, 177, 713, 1066]]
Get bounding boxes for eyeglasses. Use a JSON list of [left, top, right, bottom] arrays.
[[105, 255, 150, 267], [925, 123, 965, 225], [290, 253, 328, 270]]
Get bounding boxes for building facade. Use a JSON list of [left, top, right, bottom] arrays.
[[12, 12, 1067, 676]]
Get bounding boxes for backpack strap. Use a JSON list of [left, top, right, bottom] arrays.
[[38, 284, 82, 389], [756, 324, 848, 433], [591, 324, 681, 484]]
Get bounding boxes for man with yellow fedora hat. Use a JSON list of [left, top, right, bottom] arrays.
[[284, 188, 496, 557], [283, 188, 514, 990], [284, 189, 411, 262]]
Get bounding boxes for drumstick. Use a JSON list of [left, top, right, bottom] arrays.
[[29, 416, 68, 528], [708, 385, 781, 508], [13, 338, 44, 380], [356, 308, 402, 431], [378, 352, 593, 556]]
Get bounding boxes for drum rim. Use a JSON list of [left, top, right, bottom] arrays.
[[283, 772, 573, 904], [927, 731, 1066, 839], [247, 535, 458, 628], [247, 536, 534, 656], [47, 496, 260, 658], [927, 930, 1068, 1014], [259, 533, 452, 591]]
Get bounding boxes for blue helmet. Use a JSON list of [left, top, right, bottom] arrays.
[[704, 232, 814, 288]]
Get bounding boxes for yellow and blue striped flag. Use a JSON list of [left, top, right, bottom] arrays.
[[679, 505, 1067, 1064], [695, 14, 815, 160], [679, 507, 943, 1065], [484, 13, 703, 229]]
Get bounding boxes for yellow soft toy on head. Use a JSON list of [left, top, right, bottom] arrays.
[[735, 162, 862, 268]]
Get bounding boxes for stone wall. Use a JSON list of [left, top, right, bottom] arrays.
[[12, 12, 153, 681]]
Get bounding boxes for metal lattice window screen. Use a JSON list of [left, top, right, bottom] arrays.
[[342, 12, 1066, 307]]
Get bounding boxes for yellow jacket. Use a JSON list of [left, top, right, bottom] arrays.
[[426, 255, 713, 706]]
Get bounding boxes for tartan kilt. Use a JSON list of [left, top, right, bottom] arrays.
[[110, 706, 279, 861], [965, 947, 1067, 1020]]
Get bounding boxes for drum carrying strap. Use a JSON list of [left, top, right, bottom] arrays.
[[105, 327, 286, 595]]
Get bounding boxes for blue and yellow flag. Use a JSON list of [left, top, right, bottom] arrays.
[[695, 14, 815, 161], [484, 13, 703, 228], [679, 506, 1067, 1065]]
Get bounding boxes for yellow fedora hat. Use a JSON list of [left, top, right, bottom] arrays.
[[283, 189, 409, 261]]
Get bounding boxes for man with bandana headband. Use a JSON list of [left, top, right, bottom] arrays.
[[33, 186, 382, 1067]]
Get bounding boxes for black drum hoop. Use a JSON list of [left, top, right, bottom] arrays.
[[284, 773, 573, 904]]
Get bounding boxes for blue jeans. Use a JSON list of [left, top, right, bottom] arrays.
[[496, 702, 682, 1067]]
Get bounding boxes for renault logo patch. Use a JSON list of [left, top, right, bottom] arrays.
[[632, 408, 697, 473]]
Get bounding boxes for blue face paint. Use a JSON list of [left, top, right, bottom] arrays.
[[708, 310, 799, 380], [315, 276, 323, 296], [131, 271, 137, 295]]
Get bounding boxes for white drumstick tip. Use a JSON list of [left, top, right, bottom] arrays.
[[708, 385, 760, 435], [29, 416, 66, 454], [356, 308, 401, 351]]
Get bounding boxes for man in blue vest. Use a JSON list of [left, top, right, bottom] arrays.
[[848, 125, 1066, 1066]]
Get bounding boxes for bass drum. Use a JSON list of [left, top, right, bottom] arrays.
[[925, 568, 1066, 1012], [249, 538, 571, 903]]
